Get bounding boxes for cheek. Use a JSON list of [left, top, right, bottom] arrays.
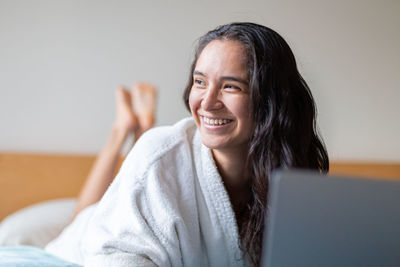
[[188, 88, 200, 114], [228, 96, 251, 119]]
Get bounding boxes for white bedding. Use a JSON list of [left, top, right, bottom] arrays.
[[0, 198, 76, 248]]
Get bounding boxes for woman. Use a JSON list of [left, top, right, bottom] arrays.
[[46, 22, 328, 267], [183, 22, 329, 265]]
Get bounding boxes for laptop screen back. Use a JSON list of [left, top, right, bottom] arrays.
[[262, 170, 400, 267]]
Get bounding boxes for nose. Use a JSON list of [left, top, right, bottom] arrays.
[[201, 84, 223, 111]]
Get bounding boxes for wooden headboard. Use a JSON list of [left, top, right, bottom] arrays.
[[1, 152, 399, 221]]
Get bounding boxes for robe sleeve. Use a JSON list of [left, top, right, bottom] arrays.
[[81, 130, 185, 267]]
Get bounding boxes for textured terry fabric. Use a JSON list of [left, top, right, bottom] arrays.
[[48, 117, 247, 267], [45, 202, 96, 264]]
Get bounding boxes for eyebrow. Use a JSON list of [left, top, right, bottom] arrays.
[[193, 70, 249, 86]]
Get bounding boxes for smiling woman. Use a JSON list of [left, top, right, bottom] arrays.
[[183, 22, 329, 266], [43, 22, 328, 267]]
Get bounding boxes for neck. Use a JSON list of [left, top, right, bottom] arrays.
[[212, 147, 249, 189], [212, 146, 252, 218]]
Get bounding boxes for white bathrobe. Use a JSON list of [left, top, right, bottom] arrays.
[[46, 117, 248, 267]]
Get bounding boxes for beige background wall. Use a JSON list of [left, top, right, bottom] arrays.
[[0, 0, 399, 161]]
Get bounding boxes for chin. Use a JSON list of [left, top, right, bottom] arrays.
[[200, 135, 229, 150]]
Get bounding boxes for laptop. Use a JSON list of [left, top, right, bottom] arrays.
[[262, 169, 400, 267]]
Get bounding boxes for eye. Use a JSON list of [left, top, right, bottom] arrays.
[[194, 79, 206, 87], [224, 84, 242, 92]]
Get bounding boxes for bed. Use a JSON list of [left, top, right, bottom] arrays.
[[0, 152, 399, 265], [1, 152, 400, 222]]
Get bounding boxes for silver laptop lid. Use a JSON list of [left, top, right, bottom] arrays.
[[262, 169, 400, 267]]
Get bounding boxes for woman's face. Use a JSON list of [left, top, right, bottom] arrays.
[[189, 40, 253, 153]]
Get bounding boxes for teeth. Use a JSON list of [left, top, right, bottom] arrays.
[[202, 116, 231, 125]]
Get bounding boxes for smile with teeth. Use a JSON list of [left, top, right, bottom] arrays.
[[201, 116, 232, 126]]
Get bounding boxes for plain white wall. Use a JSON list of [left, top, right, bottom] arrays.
[[0, 0, 399, 161]]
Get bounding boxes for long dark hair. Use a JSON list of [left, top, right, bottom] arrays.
[[183, 22, 329, 266]]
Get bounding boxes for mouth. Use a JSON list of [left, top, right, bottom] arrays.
[[200, 115, 233, 126]]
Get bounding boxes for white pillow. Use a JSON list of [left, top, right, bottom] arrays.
[[0, 198, 77, 248]]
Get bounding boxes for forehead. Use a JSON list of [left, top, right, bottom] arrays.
[[195, 40, 248, 78]]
